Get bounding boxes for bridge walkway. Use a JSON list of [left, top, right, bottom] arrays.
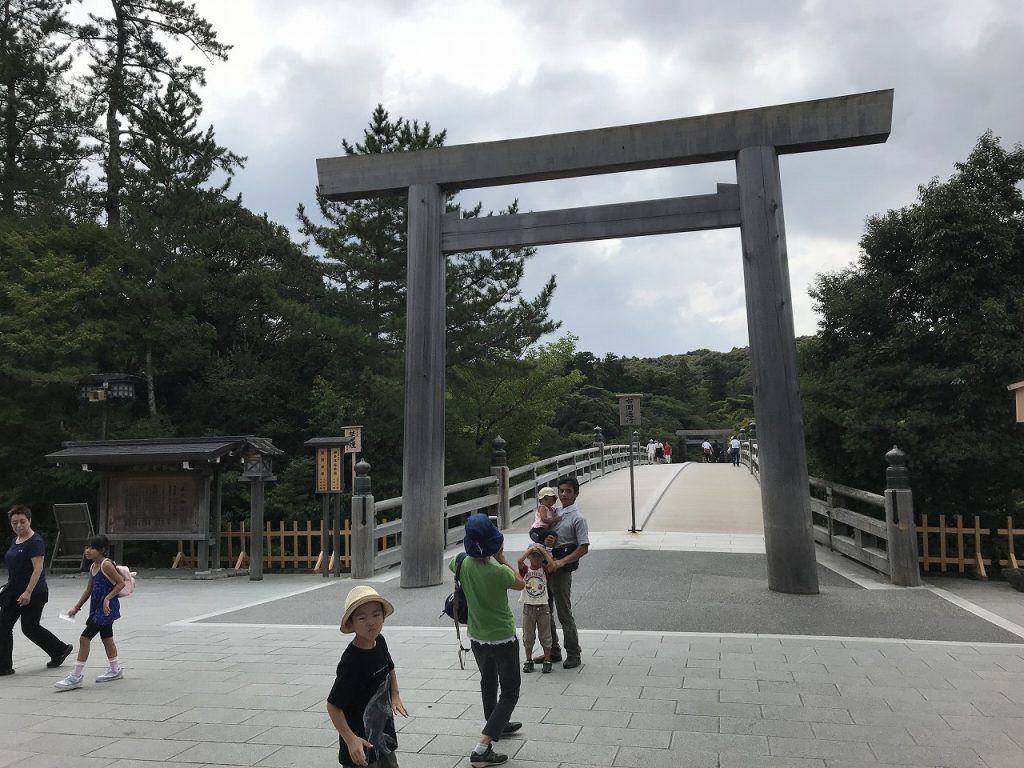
[[507, 460, 765, 553]]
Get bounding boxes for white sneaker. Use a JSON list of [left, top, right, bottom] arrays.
[[95, 668, 123, 683], [54, 673, 83, 691]]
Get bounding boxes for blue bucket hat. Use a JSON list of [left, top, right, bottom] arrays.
[[464, 514, 503, 558]]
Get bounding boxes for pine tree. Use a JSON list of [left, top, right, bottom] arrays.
[[117, 83, 243, 415], [76, 0, 229, 229], [0, 0, 92, 216], [299, 105, 560, 484]]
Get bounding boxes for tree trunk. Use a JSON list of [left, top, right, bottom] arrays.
[[145, 345, 157, 416], [104, 1, 127, 229], [0, 0, 16, 215]]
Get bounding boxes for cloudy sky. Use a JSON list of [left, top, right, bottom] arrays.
[[85, 1, 1024, 357]]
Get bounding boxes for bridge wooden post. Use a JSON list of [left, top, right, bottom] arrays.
[[402, 183, 446, 587], [492, 436, 511, 529], [350, 459, 376, 580], [737, 145, 819, 595], [885, 446, 921, 586]]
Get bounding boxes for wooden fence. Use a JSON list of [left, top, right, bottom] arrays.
[[175, 520, 351, 573]]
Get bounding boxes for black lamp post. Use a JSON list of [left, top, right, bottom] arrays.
[[78, 373, 142, 439]]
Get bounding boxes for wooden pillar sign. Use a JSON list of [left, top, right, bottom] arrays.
[[305, 436, 356, 578], [618, 394, 641, 532]]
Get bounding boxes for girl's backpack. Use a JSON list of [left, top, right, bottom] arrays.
[[111, 561, 137, 596]]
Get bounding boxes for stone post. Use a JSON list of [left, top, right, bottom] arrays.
[[491, 436, 510, 529], [350, 459, 376, 580], [884, 446, 921, 587], [593, 427, 606, 475]]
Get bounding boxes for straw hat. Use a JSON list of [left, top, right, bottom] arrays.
[[340, 585, 394, 633], [538, 486, 557, 501]]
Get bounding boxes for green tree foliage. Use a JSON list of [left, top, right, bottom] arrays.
[[802, 132, 1024, 518], [0, 0, 92, 216], [117, 82, 244, 414], [0, 218, 135, 504], [77, 0, 230, 229], [298, 105, 559, 494], [549, 349, 754, 454], [447, 336, 583, 476]]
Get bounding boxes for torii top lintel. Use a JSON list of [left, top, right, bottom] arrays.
[[316, 89, 893, 202]]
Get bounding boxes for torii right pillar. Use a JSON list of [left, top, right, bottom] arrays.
[[737, 146, 819, 594]]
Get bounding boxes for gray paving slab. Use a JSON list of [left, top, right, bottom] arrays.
[[8, 476, 1024, 768], [191, 550, 1023, 643]]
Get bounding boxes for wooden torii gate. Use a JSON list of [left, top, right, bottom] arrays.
[[316, 89, 894, 594]]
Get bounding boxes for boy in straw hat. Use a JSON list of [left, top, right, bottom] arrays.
[[327, 586, 408, 767]]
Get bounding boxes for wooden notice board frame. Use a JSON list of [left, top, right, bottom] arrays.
[[49, 503, 95, 573]]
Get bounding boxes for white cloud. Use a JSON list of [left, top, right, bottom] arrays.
[[71, 0, 1024, 356]]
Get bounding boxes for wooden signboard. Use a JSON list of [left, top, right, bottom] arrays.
[[342, 425, 362, 454], [617, 393, 642, 427], [330, 447, 343, 490], [106, 474, 204, 537], [316, 448, 330, 493]]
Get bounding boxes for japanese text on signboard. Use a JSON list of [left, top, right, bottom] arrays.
[[618, 394, 641, 427]]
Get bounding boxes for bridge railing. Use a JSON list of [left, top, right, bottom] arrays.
[[347, 437, 642, 577], [741, 442, 922, 586], [740, 441, 759, 480], [808, 477, 890, 575]]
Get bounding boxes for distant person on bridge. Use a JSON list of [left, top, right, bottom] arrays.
[[654, 441, 664, 464], [701, 440, 713, 462], [729, 435, 741, 466], [537, 477, 590, 670], [646, 439, 657, 464], [663, 442, 672, 463]]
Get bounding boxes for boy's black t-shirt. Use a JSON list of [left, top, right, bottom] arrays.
[[327, 635, 397, 766]]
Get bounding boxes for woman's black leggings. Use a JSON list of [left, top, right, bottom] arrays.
[[0, 596, 66, 670]]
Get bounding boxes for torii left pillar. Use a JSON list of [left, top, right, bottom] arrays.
[[402, 183, 446, 587]]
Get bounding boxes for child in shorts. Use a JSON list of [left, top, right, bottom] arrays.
[[517, 544, 556, 673], [55, 534, 127, 691], [328, 586, 408, 767]]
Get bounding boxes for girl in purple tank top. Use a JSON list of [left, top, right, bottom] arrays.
[[54, 534, 127, 691]]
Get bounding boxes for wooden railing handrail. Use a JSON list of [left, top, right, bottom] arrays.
[[809, 476, 884, 506]]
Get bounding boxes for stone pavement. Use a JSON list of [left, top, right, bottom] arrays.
[[2, 566, 1023, 768], [4, 466, 1024, 767]]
